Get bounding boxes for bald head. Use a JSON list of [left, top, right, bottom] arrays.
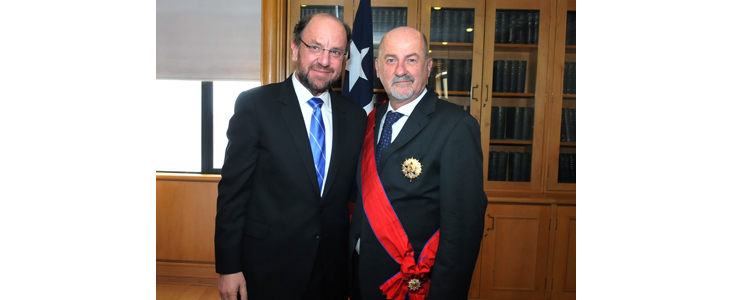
[[378, 27, 429, 59]]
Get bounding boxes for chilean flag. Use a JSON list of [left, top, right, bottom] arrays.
[[342, 0, 375, 113]]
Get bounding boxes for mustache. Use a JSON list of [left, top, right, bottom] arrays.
[[310, 65, 334, 73], [391, 75, 414, 85]]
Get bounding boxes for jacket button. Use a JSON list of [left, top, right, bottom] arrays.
[[313, 233, 320, 240]]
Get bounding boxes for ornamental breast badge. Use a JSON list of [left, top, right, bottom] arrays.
[[401, 157, 422, 182], [408, 278, 422, 291]]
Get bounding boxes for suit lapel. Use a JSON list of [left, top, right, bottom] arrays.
[[279, 76, 322, 196], [378, 90, 438, 170]]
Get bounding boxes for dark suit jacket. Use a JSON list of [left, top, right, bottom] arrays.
[[216, 75, 366, 300], [349, 89, 488, 300]]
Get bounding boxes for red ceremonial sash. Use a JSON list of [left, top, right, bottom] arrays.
[[360, 108, 440, 300]]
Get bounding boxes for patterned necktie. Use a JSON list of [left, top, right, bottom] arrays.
[[376, 111, 404, 167], [307, 98, 326, 193]]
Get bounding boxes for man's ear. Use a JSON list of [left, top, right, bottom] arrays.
[[374, 58, 380, 78], [291, 41, 299, 62]]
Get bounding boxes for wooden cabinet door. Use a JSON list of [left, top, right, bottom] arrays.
[[550, 205, 576, 300], [479, 203, 551, 300]]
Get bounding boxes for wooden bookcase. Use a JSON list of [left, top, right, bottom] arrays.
[[263, 1, 577, 299]]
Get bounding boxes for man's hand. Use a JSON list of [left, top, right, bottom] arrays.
[[218, 272, 247, 300]]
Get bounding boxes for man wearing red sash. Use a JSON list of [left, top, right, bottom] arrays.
[[349, 27, 488, 300]]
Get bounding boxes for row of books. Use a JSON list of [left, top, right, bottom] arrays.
[[558, 153, 576, 183], [560, 108, 576, 142], [563, 62, 576, 94], [372, 8, 407, 44], [300, 7, 344, 21], [430, 8, 475, 43], [491, 106, 534, 140], [488, 151, 532, 182], [566, 11, 576, 46], [493, 60, 527, 93], [429, 59, 473, 92], [495, 10, 540, 45]]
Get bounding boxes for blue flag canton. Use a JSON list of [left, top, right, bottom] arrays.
[[342, 0, 374, 109]]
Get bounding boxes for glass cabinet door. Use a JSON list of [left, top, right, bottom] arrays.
[[547, 0, 576, 191], [420, 0, 486, 122], [481, 0, 551, 192]]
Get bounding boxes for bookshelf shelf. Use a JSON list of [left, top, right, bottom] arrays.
[[563, 94, 576, 99], [490, 139, 533, 145], [493, 92, 535, 98], [429, 42, 473, 47], [495, 43, 539, 49], [559, 142, 576, 147]]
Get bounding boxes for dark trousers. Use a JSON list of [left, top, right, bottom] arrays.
[[302, 243, 327, 300]]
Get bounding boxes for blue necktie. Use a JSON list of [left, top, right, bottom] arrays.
[[307, 98, 326, 193], [376, 111, 404, 167]]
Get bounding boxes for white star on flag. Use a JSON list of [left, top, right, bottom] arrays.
[[345, 42, 370, 92]]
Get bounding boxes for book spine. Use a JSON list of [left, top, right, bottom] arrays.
[[449, 10, 459, 43], [496, 60, 506, 92], [563, 62, 570, 94], [492, 60, 499, 92], [460, 10, 469, 43], [509, 60, 518, 93], [505, 107, 516, 139], [467, 11, 474, 43], [533, 11, 540, 44], [569, 108, 576, 142], [569, 62, 576, 94], [508, 10, 517, 44], [512, 107, 523, 139], [501, 60, 510, 92], [497, 151, 508, 181], [566, 11, 576, 45], [527, 12, 535, 45], [558, 153, 567, 183], [441, 9, 450, 42], [521, 107, 533, 140], [495, 106, 507, 140], [490, 106, 498, 139], [520, 152, 531, 182], [512, 152, 522, 181], [517, 60, 527, 93], [560, 108, 568, 142], [489, 151, 498, 181], [569, 153, 576, 183], [517, 11, 527, 44], [500, 11, 509, 43]]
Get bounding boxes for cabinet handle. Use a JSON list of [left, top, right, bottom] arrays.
[[485, 85, 489, 102], [486, 213, 495, 231], [471, 84, 479, 102]]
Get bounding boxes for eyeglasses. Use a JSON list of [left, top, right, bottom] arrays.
[[299, 39, 346, 58]]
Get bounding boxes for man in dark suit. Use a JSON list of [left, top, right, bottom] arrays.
[[216, 13, 366, 300], [349, 26, 488, 300]]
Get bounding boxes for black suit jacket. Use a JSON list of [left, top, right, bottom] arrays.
[[216, 76, 366, 300], [349, 89, 488, 300]]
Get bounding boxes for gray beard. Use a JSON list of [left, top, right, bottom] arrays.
[[389, 75, 415, 100]]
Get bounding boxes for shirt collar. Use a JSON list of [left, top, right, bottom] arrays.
[[387, 88, 427, 117]]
